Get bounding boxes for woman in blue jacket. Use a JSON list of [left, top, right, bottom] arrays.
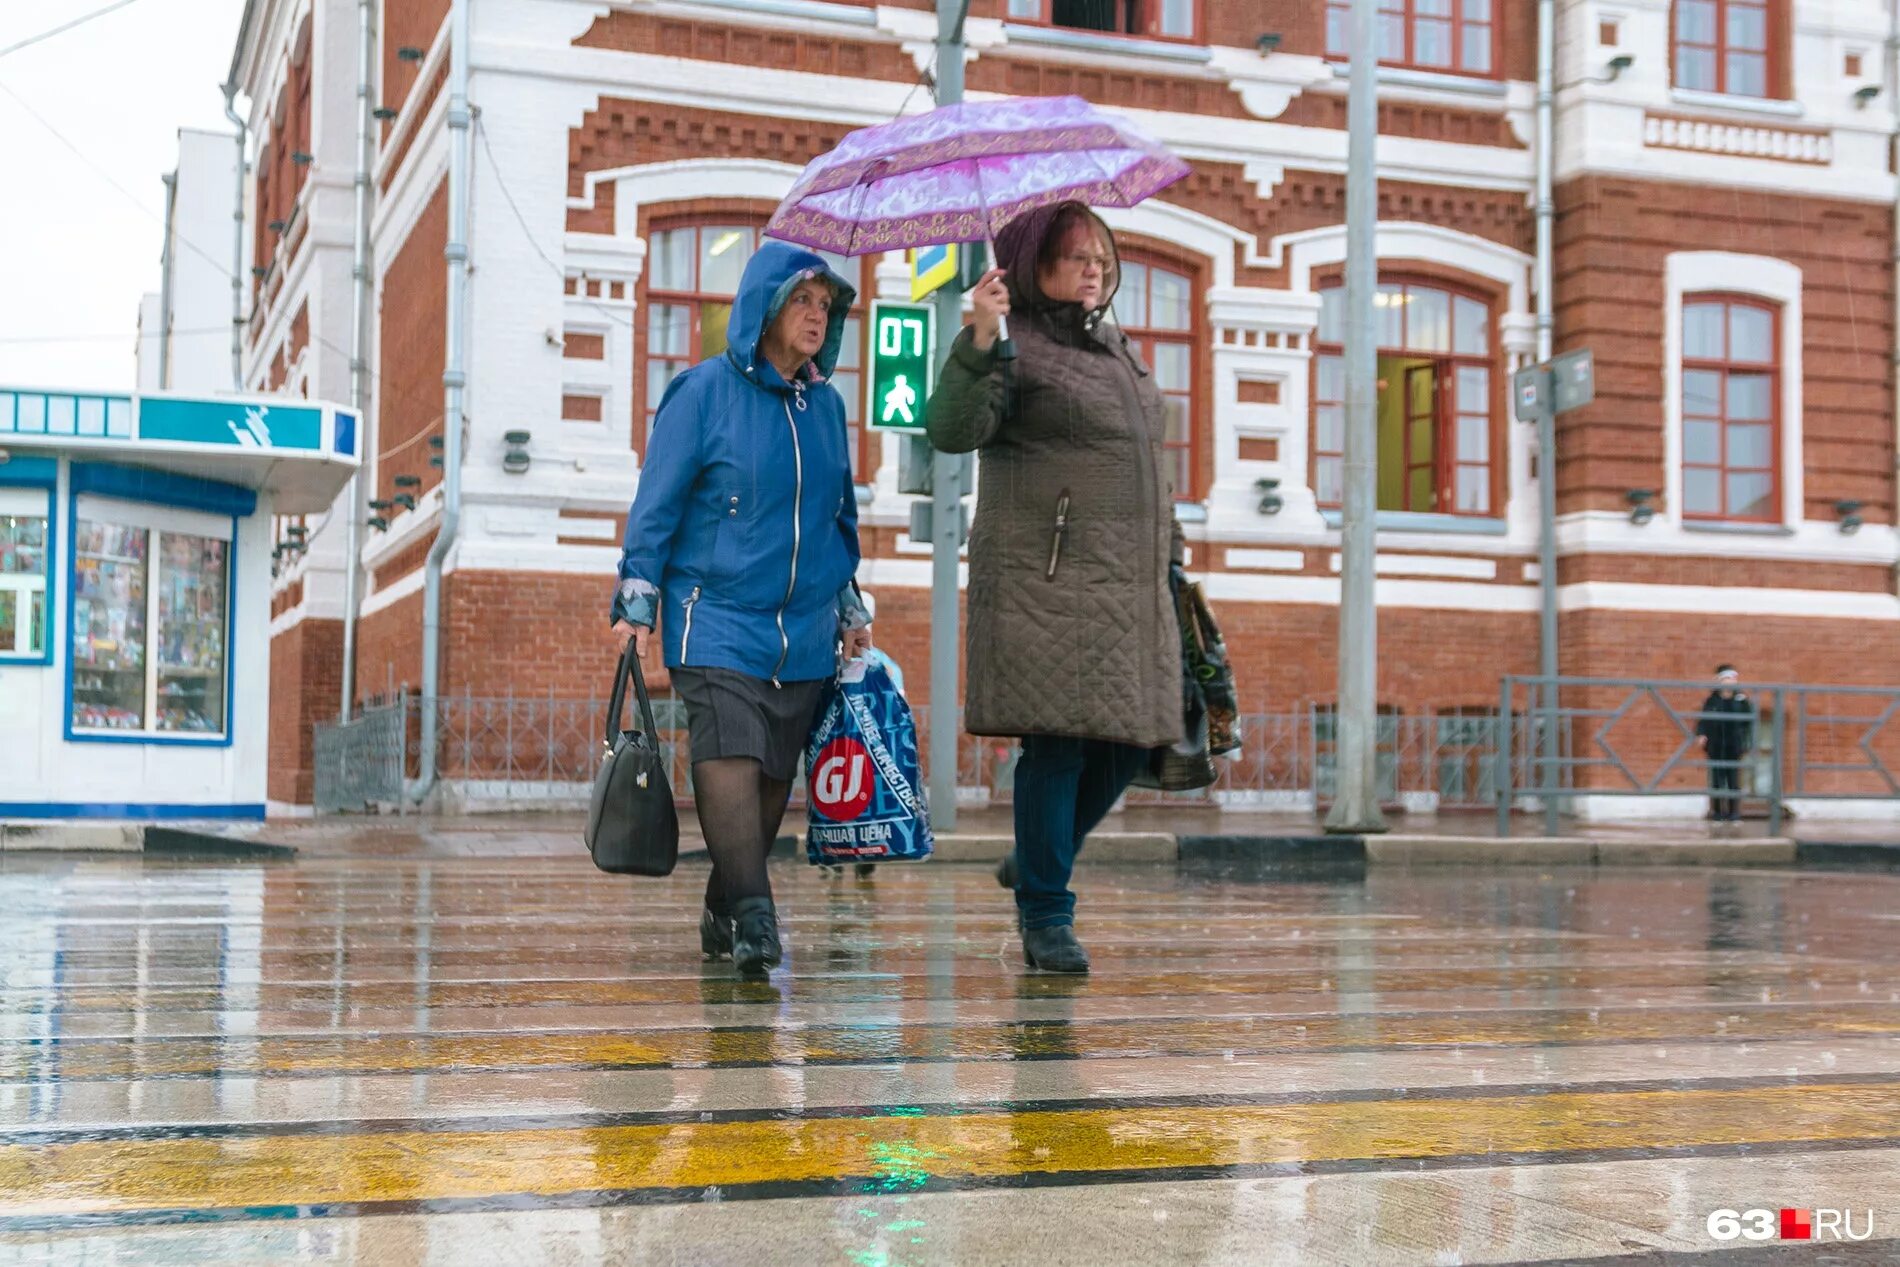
[[612, 241, 872, 977]]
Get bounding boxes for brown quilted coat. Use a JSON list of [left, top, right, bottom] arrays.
[[925, 203, 1184, 749]]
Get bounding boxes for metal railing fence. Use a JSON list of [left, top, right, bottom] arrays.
[[1496, 676, 1900, 836]]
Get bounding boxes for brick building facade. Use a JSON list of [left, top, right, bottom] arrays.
[[233, 0, 1900, 814]]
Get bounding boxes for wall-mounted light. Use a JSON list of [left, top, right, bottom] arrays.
[[373, 106, 397, 121], [1607, 54, 1635, 80], [1855, 84, 1881, 109], [503, 430, 532, 475], [1626, 488, 1655, 526], [267, 220, 287, 235], [291, 151, 313, 166], [429, 435, 445, 469], [367, 515, 390, 532], [251, 266, 268, 278], [396, 46, 424, 62], [1837, 499, 1864, 535], [1255, 33, 1282, 55], [1254, 477, 1284, 516]]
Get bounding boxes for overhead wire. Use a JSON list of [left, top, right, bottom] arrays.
[[0, 0, 145, 61]]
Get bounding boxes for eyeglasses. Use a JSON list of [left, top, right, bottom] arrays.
[[1058, 252, 1113, 273]]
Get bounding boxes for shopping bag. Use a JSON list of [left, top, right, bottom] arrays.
[[805, 654, 934, 864]]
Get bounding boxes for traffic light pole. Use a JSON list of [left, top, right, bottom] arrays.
[[928, 0, 967, 832]]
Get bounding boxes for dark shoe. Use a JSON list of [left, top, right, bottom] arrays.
[[699, 905, 733, 961], [731, 896, 782, 976], [1022, 923, 1089, 974], [995, 853, 1017, 890], [855, 863, 877, 879]]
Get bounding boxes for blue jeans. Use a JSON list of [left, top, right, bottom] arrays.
[[1012, 735, 1152, 930]]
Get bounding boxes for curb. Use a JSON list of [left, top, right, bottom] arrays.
[[0, 823, 297, 859]]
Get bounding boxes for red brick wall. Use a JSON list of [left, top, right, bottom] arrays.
[[1554, 175, 1895, 523], [268, 616, 342, 804], [381, 0, 450, 123], [355, 588, 425, 705], [377, 181, 448, 506]]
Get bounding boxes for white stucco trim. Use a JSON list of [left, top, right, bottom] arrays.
[[1278, 221, 1535, 324], [1662, 252, 1805, 530]]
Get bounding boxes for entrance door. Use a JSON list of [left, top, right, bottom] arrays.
[[1403, 363, 1440, 514]]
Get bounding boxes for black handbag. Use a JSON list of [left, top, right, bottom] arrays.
[[583, 638, 680, 876], [1132, 572, 1225, 793]]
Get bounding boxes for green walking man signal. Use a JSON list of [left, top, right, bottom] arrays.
[[869, 300, 935, 434]]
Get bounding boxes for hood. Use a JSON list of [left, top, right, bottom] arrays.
[[994, 200, 1121, 321], [725, 240, 859, 386]]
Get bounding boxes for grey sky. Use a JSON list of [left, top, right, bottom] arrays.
[[0, 0, 244, 391]]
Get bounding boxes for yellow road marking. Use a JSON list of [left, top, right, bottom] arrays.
[[2, 1082, 1896, 1214]]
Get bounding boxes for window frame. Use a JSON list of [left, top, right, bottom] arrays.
[[1671, 0, 1780, 99], [635, 214, 873, 479], [1005, 0, 1204, 45], [1112, 251, 1202, 504], [65, 480, 241, 749], [0, 479, 55, 666], [1311, 274, 1502, 518], [1678, 293, 1782, 525], [1327, 0, 1503, 80]]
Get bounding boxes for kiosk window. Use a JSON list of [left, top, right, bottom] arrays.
[[71, 506, 230, 738], [0, 498, 49, 659]]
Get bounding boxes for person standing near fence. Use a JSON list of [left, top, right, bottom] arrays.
[[1696, 664, 1754, 824], [611, 242, 873, 977], [925, 201, 1184, 974]]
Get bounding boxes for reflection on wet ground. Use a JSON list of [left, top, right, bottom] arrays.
[[0, 855, 1897, 1264]]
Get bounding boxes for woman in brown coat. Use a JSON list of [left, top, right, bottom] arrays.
[[926, 201, 1184, 973]]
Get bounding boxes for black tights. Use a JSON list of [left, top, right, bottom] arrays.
[[695, 758, 793, 913]]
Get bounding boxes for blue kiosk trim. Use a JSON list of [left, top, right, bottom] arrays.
[[0, 455, 58, 665], [63, 462, 251, 748], [0, 802, 268, 821]]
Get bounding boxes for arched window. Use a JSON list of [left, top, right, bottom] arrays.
[[1681, 295, 1779, 521], [638, 220, 868, 474], [1313, 278, 1497, 516], [1112, 255, 1198, 501], [1674, 0, 1775, 97]]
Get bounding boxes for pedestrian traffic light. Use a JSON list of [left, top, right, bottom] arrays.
[[868, 300, 934, 435]]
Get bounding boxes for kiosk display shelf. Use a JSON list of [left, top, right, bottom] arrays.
[[155, 533, 227, 734], [71, 520, 148, 731]]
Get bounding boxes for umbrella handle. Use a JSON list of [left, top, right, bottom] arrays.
[[994, 311, 1017, 363]]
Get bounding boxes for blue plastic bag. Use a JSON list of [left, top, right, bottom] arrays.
[[805, 654, 934, 864]]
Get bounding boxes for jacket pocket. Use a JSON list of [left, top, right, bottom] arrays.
[[711, 492, 744, 581], [1045, 489, 1072, 582]]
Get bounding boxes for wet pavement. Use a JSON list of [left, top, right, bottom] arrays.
[[1, 854, 1896, 1264]]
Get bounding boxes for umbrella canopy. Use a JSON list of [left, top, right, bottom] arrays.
[[765, 95, 1190, 257]]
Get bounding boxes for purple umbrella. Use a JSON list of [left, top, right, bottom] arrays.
[[765, 95, 1190, 259]]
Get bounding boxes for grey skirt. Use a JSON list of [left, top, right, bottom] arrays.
[[670, 667, 827, 782]]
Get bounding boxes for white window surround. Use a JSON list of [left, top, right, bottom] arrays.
[[1662, 251, 1804, 530], [0, 487, 49, 658]]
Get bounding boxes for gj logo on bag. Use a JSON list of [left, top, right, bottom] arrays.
[[811, 737, 874, 821], [805, 654, 934, 864]]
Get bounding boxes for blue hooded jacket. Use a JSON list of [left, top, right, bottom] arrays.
[[614, 241, 866, 684]]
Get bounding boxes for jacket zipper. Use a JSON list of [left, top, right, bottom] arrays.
[[680, 586, 701, 663], [1046, 488, 1072, 581], [770, 396, 804, 687]]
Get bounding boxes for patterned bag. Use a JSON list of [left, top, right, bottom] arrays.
[[1181, 579, 1241, 756], [805, 655, 935, 864]]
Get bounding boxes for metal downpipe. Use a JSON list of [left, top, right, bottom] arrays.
[[340, 0, 375, 722], [157, 172, 177, 388], [220, 83, 247, 391], [409, 0, 470, 804]]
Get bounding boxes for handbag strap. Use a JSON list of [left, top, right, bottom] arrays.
[[605, 638, 662, 745]]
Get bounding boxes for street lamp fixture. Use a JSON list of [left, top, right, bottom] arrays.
[[1626, 488, 1655, 526], [397, 46, 424, 62], [503, 430, 532, 475], [1255, 33, 1282, 55], [1607, 54, 1634, 80], [1254, 477, 1284, 515], [1855, 84, 1881, 108], [1837, 499, 1864, 535]]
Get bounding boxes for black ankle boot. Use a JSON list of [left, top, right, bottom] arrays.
[[731, 896, 782, 976], [1022, 923, 1089, 974], [699, 905, 734, 961]]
